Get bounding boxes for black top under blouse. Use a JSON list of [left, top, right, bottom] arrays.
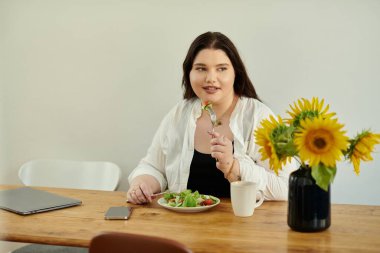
[[187, 149, 230, 198]]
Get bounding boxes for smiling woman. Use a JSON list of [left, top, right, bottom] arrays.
[[189, 49, 235, 107], [127, 31, 298, 205]]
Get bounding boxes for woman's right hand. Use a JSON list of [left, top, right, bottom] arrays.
[[127, 175, 161, 204], [127, 182, 153, 204]]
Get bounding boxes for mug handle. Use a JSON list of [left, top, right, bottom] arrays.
[[255, 190, 264, 208]]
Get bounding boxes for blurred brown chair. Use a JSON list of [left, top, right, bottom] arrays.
[[89, 232, 192, 253]]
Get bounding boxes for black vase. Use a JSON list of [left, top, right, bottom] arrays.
[[287, 165, 331, 232]]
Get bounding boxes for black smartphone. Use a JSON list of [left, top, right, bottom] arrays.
[[104, 206, 133, 220]]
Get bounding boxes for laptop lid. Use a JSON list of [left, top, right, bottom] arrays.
[[0, 187, 82, 215]]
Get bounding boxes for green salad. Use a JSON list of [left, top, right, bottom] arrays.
[[163, 189, 218, 207]]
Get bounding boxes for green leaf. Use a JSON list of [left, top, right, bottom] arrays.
[[163, 192, 175, 201], [311, 164, 337, 191], [193, 191, 200, 199], [180, 189, 191, 199], [183, 194, 197, 207], [168, 201, 176, 207], [210, 196, 218, 202]]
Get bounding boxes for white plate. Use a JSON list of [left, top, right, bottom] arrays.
[[157, 197, 220, 213]]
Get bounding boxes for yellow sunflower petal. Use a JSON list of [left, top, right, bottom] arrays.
[[286, 97, 336, 126], [352, 156, 361, 175], [349, 132, 380, 174], [294, 116, 349, 167], [255, 115, 289, 174]]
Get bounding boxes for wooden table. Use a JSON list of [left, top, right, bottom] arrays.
[[1, 185, 379, 252]]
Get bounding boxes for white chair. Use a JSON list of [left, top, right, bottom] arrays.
[[19, 159, 121, 191], [12, 159, 122, 253]]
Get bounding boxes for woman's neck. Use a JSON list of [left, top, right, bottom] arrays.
[[212, 95, 238, 121]]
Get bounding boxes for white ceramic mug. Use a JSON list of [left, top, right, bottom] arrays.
[[231, 181, 264, 217]]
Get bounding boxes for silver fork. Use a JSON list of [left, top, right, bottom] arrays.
[[209, 108, 217, 133], [151, 191, 168, 197], [204, 105, 219, 134], [203, 105, 220, 161], [126, 191, 169, 203]]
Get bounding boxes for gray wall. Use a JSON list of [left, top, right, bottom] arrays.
[[1, 0, 379, 205]]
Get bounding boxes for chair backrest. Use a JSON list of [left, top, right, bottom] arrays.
[[89, 232, 192, 253], [18, 159, 121, 191]]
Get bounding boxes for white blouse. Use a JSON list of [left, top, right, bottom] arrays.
[[128, 97, 297, 200]]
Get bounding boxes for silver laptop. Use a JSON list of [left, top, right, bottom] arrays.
[[0, 187, 82, 215]]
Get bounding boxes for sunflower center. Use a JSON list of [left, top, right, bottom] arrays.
[[306, 129, 333, 154], [313, 138, 327, 149]]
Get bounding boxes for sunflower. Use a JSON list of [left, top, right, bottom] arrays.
[[294, 116, 349, 167], [347, 131, 380, 175], [255, 115, 289, 174], [286, 97, 336, 127]]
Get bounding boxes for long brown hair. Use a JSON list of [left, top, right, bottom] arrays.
[[182, 32, 260, 100]]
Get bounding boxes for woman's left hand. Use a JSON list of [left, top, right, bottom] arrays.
[[209, 131, 234, 174]]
